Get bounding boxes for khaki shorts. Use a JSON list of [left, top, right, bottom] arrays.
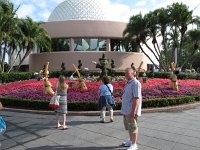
[[123, 115, 138, 133]]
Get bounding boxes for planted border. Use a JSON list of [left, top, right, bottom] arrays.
[[1, 95, 200, 111]]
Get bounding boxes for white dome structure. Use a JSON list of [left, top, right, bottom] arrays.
[[26, 0, 155, 72], [48, 0, 110, 21]]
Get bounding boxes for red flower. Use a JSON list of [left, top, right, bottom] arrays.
[[0, 78, 200, 102]]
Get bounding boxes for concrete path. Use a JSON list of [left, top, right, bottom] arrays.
[[0, 106, 200, 150]]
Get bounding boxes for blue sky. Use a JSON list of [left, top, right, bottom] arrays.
[[10, 0, 200, 22]]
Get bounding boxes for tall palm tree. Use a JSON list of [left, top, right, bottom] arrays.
[[123, 13, 159, 69], [154, 8, 171, 68], [7, 18, 26, 72], [0, 0, 17, 72], [123, 2, 200, 71], [168, 3, 193, 65], [16, 17, 51, 70], [181, 29, 200, 69]]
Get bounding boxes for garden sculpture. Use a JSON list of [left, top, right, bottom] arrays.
[[77, 59, 83, 76], [78, 60, 83, 71], [111, 59, 115, 69], [43, 62, 55, 95], [131, 62, 136, 70], [135, 61, 144, 85], [60, 62, 66, 75], [136, 61, 143, 78], [92, 53, 109, 80], [35, 65, 45, 81], [72, 64, 87, 90], [170, 62, 179, 91], [110, 59, 115, 77]]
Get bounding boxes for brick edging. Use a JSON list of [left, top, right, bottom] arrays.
[[3, 102, 200, 116]]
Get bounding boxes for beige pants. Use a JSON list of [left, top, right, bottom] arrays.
[[123, 115, 138, 133], [100, 104, 113, 121]]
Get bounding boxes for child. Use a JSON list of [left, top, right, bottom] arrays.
[[54, 75, 68, 129]]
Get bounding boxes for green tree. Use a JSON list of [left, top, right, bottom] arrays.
[[0, 0, 18, 72], [16, 17, 51, 70], [123, 2, 200, 71], [123, 13, 159, 69], [181, 30, 200, 69]]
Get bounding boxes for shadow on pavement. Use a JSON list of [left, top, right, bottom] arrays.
[[27, 145, 125, 150], [68, 120, 101, 126]]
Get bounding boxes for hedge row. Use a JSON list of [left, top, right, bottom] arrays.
[[1, 95, 200, 111], [0, 72, 34, 83], [1, 71, 200, 83]]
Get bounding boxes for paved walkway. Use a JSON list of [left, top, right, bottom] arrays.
[[1, 106, 200, 150]]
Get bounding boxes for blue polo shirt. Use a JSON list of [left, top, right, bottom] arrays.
[[99, 84, 113, 96], [121, 78, 142, 116]]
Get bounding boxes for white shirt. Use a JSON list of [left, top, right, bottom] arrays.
[[121, 79, 142, 116]]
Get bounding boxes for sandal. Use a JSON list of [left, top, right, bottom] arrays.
[[62, 126, 69, 130], [57, 124, 62, 128]]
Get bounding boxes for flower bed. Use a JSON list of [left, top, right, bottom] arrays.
[[0, 78, 200, 103]]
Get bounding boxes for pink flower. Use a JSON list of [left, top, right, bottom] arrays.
[[0, 78, 200, 102]]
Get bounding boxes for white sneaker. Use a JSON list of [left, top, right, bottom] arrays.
[[127, 144, 138, 150], [122, 139, 131, 147]]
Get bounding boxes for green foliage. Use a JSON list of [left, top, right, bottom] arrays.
[[154, 72, 171, 78], [177, 72, 197, 79], [1, 71, 200, 83], [1, 95, 200, 111], [0, 72, 34, 83], [142, 96, 196, 108], [1, 97, 50, 110], [123, 2, 200, 72]]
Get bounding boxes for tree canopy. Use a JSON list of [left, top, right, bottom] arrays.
[[123, 2, 200, 71], [0, 0, 51, 73]]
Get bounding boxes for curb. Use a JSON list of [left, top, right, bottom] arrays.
[[3, 102, 200, 116]]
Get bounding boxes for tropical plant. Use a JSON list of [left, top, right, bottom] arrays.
[[180, 29, 200, 69], [123, 2, 200, 71], [16, 17, 51, 70], [0, 1, 51, 72], [0, 0, 18, 72]]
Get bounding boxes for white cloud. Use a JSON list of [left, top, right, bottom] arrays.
[[37, 1, 48, 9], [150, 0, 157, 4], [39, 11, 51, 21], [16, 4, 36, 19], [135, 1, 146, 7], [10, 0, 200, 22]]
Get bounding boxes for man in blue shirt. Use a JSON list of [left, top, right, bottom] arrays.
[[121, 68, 142, 150]]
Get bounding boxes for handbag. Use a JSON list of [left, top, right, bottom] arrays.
[[48, 94, 60, 109], [0, 116, 6, 134], [105, 84, 115, 107]]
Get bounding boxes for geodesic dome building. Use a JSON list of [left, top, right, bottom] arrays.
[[28, 0, 153, 71]]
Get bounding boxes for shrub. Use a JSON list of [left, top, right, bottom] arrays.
[[1, 95, 199, 111], [0, 72, 34, 83]]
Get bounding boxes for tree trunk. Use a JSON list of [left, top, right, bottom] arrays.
[[8, 49, 21, 73], [17, 45, 32, 71]]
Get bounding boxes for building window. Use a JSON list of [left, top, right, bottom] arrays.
[[74, 38, 106, 51], [51, 38, 70, 51]]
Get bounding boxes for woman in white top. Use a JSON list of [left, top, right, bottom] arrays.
[[98, 76, 115, 123]]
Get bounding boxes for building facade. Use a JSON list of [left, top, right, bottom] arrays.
[[26, 0, 154, 71]]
